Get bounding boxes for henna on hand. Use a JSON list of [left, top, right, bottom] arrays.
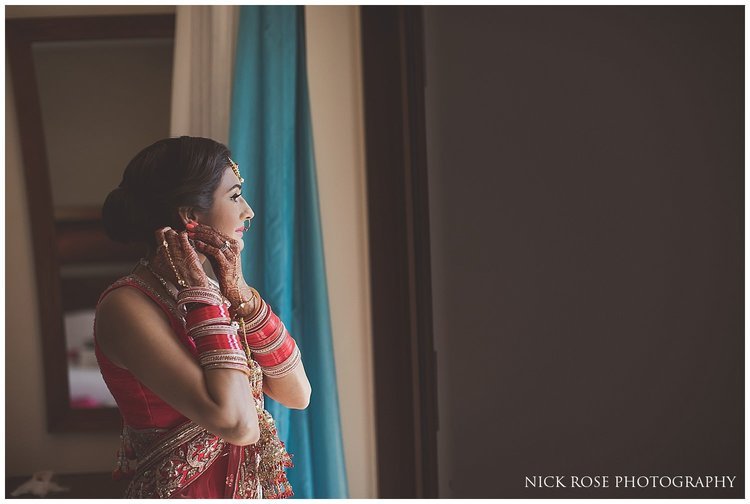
[[188, 223, 254, 313], [151, 227, 210, 289]]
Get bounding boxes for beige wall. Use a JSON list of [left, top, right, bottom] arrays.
[[305, 6, 376, 499], [5, 5, 375, 498]]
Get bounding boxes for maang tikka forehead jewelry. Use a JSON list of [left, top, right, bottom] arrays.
[[228, 157, 244, 184]]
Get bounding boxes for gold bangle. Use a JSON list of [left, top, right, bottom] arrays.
[[234, 287, 259, 320], [203, 362, 251, 377], [241, 299, 269, 333]]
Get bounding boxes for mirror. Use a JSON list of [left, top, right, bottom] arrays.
[[7, 14, 175, 431]]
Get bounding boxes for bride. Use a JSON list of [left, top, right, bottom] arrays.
[[94, 136, 310, 498]]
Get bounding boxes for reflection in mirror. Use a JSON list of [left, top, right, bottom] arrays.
[[31, 37, 174, 409]]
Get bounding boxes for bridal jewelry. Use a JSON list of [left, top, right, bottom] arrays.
[[228, 157, 244, 183], [139, 258, 226, 304], [161, 240, 188, 287], [140, 258, 178, 300]]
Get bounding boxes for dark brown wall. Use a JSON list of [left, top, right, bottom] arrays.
[[423, 6, 743, 498]]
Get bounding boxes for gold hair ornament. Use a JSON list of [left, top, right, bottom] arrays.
[[229, 157, 244, 184]]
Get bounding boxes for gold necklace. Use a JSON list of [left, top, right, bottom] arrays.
[[139, 258, 227, 304], [139, 258, 178, 300]]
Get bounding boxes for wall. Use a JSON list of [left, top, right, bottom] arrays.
[[305, 5, 377, 499], [5, 5, 376, 498], [424, 6, 742, 499]]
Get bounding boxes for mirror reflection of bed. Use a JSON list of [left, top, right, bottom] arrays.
[[65, 308, 114, 408]]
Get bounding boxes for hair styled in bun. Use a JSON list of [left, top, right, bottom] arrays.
[[102, 136, 231, 251]]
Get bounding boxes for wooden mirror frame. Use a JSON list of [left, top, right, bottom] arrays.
[[6, 14, 175, 432]]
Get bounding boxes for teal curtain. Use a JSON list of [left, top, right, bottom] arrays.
[[228, 6, 349, 499]]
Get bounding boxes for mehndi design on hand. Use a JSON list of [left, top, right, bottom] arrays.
[[151, 227, 210, 291], [187, 222, 255, 315]]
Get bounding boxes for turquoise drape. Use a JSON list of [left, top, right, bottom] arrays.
[[228, 6, 349, 499]]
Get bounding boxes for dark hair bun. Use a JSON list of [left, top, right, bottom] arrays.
[[101, 136, 231, 250], [102, 185, 151, 244]]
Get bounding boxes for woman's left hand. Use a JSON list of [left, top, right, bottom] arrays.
[[187, 222, 254, 314]]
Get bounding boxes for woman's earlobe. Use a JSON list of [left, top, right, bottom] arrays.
[[177, 207, 197, 227]]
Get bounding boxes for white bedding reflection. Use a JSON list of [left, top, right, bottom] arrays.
[[64, 309, 116, 408]]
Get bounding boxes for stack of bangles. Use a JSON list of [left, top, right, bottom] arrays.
[[235, 292, 302, 379], [179, 287, 250, 377]]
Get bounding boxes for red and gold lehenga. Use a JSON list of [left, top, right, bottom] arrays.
[[94, 275, 293, 499]]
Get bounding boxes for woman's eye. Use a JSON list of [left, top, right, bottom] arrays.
[[231, 193, 242, 201]]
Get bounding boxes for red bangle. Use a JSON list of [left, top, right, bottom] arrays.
[[187, 304, 230, 328], [195, 334, 242, 350], [196, 334, 243, 353], [253, 334, 296, 367], [244, 311, 281, 346], [243, 298, 271, 331], [243, 303, 273, 333], [249, 321, 284, 352]]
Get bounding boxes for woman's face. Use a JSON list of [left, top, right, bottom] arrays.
[[193, 166, 254, 252]]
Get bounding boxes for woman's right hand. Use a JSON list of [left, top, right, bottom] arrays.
[[151, 227, 210, 289], [186, 222, 255, 316]]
